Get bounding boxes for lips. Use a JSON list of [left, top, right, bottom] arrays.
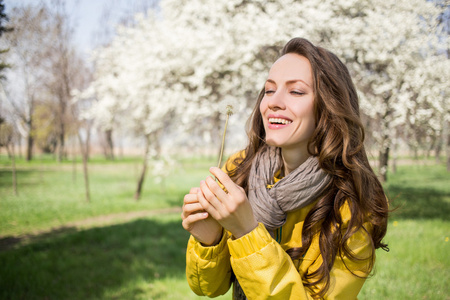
[[268, 117, 292, 125], [267, 115, 293, 129]]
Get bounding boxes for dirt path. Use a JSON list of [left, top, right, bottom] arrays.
[[0, 207, 182, 252], [65, 207, 182, 228]]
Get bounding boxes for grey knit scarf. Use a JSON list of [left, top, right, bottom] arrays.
[[232, 146, 332, 299], [247, 146, 332, 233]]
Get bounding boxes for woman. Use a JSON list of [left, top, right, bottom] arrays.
[[181, 37, 389, 299]]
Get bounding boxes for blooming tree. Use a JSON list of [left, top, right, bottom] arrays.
[[317, 0, 445, 180], [83, 0, 448, 189]]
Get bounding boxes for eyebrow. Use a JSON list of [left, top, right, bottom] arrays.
[[266, 79, 312, 88]]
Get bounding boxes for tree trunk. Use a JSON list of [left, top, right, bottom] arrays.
[[81, 148, 90, 202], [378, 98, 392, 182], [26, 131, 33, 161], [72, 138, 77, 183], [77, 129, 90, 202], [17, 137, 22, 159], [379, 146, 389, 182], [392, 141, 397, 175], [134, 134, 151, 200], [57, 128, 65, 162], [26, 97, 34, 161], [446, 44, 449, 171], [104, 129, 114, 160], [435, 140, 441, 164], [444, 118, 449, 171], [379, 123, 390, 182], [6, 143, 17, 196]]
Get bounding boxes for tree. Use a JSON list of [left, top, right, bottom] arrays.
[[82, 11, 180, 199], [71, 89, 93, 203], [83, 0, 447, 187], [0, 116, 17, 195], [402, 55, 450, 167], [0, 0, 12, 79], [0, 0, 15, 194], [317, 0, 443, 181], [47, 0, 75, 162], [1, 4, 54, 161], [2, 1, 88, 162], [435, 0, 450, 170]]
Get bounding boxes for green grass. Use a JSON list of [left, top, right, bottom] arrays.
[[0, 213, 230, 299], [360, 219, 449, 299], [0, 156, 449, 299], [0, 156, 215, 236], [359, 164, 450, 300]]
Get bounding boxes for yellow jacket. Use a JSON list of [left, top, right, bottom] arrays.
[[186, 155, 373, 299]]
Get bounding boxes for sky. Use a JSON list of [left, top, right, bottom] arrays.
[[4, 0, 147, 57]]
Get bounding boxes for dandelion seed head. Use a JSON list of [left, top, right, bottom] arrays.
[[226, 105, 234, 116]]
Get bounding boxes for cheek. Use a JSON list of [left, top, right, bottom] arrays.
[[304, 104, 316, 135], [259, 97, 268, 114], [295, 100, 316, 131]]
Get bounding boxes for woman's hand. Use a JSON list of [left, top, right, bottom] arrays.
[[198, 167, 258, 239], [181, 187, 223, 246]]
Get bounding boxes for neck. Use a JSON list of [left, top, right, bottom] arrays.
[[281, 147, 311, 175]]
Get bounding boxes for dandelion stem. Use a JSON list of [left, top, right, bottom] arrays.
[[217, 105, 233, 168]]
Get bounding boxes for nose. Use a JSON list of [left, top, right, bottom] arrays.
[[267, 90, 286, 111]]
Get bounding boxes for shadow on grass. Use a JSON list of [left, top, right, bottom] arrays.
[[386, 184, 450, 221], [0, 169, 39, 188], [0, 216, 191, 300], [0, 226, 79, 251]]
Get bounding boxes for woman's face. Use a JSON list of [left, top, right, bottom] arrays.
[[260, 53, 316, 153]]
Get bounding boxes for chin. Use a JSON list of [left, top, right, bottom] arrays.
[[265, 139, 285, 148]]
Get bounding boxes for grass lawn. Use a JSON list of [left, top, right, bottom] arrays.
[[0, 155, 215, 236], [0, 155, 448, 299], [359, 163, 450, 300]]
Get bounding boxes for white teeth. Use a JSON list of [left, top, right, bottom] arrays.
[[269, 118, 292, 125]]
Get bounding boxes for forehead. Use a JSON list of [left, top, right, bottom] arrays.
[[268, 53, 313, 84]]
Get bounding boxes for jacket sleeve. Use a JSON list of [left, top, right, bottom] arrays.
[[184, 152, 243, 297], [185, 230, 232, 297], [229, 223, 372, 299]]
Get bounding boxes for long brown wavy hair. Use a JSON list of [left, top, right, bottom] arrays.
[[226, 37, 389, 298]]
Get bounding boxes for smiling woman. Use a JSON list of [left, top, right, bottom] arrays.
[[181, 37, 389, 300], [260, 53, 316, 172]]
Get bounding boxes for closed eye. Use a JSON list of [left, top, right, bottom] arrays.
[[291, 91, 305, 96], [265, 90, 275, 95]]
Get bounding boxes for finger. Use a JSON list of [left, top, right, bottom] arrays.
[[182, 212, 209, 230], [200, 179, 226, 211], [197, 184, 222, 220], [205, 175, 229, 201], [184, 193, 198, 204], [181, 202, 205, 219], [189, 187, 200, 194], [209, 167, 240, 195]]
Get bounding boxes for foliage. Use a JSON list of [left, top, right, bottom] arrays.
[[32, 102, 59, 153], [0, 0, 12, 80], [0, 2, 90, 160], [80, 0, 449, 176]]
